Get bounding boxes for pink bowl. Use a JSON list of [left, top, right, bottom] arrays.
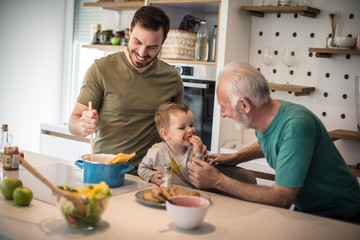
[[169, 196, 210, 207], [166, 196, 210, 230]]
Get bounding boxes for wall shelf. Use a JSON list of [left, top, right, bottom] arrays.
[[83, 44, 127, 51], [240, 6, 320, 18], [82, 44, 216, 65], [308, 48, 360, 58], [268, 83, 315, 96], [83, 1, 144, 11], [329, 129, 360, 142]]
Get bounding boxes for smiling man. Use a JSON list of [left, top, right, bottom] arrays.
[[69, 6, 183, 171], [187, 62, 360, 224]]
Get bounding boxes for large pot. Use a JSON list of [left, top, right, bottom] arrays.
[[75, 154, 134, 188]]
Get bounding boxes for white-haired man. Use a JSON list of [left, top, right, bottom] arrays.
[[187, 62, 360, 224]]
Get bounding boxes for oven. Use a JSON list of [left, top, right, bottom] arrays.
[[171, 63, 217, 149]]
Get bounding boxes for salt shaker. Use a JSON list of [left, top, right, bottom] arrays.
[[161, 166, 172, 188]]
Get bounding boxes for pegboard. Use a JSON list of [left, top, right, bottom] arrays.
[[247, 0, 360, 165]]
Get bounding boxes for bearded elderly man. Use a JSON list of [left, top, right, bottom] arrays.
[[69, 6, 183, 171], [187, 62, 360, 224]]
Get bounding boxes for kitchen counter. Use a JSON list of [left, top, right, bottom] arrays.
[[0, 151, 359, 240]]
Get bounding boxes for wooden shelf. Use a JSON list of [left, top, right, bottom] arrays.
[[160, 58, 216, 66], [240, 6, 320, 18], [268, 83, 315, 96], [83, 1, 144, 11], [83, 44, 127, 51], [308, 48, 360, 58], [82, 44, 216, 65], [329, 129, 360, 142]]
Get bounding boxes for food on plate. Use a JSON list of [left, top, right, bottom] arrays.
[[160, 186, 176, 199], [107, 152, 136, 164], [143, 186, 200, 204], [56, 182, 112, 229], [175, 187, 200, 197], [151, 187, 167, 202], [1, 177, 23, 200], [13, 187, 33, 206], [143, 192, 161, 203]]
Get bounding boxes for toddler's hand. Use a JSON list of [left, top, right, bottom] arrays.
[[150, 170, 165, 186], [189, 135, 204, 157]]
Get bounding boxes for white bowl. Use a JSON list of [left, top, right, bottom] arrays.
[[334, 37, 356, 49], [166, 196, 210, 230]]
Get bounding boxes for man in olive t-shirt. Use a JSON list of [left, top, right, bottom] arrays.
[[68, 6, 183, 168]]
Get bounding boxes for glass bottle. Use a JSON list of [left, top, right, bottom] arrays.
[[195, 20, 209, 61], [208, 25, 218, 62], [0, 124, 10, 162], [161, 166, 172, 188]]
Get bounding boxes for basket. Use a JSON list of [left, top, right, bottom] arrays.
[[160, 30, 197, 60]]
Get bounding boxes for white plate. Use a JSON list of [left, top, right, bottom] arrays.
[[135, 187, 211, 208]]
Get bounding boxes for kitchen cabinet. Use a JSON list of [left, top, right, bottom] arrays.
[[240, 5, 320, 18]]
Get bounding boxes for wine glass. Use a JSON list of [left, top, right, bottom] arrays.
[[262, 47, 274, 83], [282, 48, 296, 84]]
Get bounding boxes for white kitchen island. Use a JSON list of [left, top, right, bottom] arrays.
[[0, 151, 359, 240]]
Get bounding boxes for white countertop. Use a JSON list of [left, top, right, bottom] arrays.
[[0, 151, 359, 240], [41, 122, 73, 135]]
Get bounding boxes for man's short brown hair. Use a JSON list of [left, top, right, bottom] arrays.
[[155, 103, 190, 133], [131, 6, 170, 43]]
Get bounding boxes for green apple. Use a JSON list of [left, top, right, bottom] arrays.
[[111, 37, 121, 45]]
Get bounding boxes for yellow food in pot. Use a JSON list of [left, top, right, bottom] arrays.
[[107, 152, 136, 164]]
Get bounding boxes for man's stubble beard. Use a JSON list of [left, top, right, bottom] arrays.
[[127, 46, 160, 69]]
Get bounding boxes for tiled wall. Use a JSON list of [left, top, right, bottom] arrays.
[[246, 0, 360, 165]]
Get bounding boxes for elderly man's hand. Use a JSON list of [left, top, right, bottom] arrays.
[[187, 157, 222, 189]]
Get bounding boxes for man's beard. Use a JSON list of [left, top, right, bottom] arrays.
[[233, 104, 253, 130], [127, 47, 159, 69]]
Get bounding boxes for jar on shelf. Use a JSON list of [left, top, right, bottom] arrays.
[[100, 29, 114, 45], [91, 24, 101, 44]]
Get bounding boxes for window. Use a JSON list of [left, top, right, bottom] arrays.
[[61, 0, 106, 123]]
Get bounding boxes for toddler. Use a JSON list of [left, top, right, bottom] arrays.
[[138, 103, 205, 187]]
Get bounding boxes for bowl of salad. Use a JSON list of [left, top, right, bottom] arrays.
[[55, 182, 112, 230]]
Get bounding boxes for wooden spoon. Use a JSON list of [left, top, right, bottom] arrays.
[[88, 101, 95, 162], [18, 157, 87, 215]]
